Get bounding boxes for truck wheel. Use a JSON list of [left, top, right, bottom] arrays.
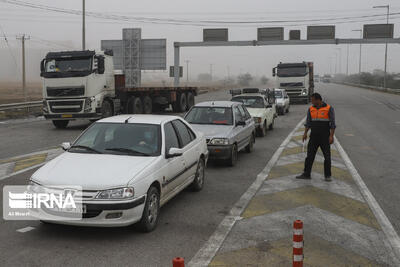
[[173, 93, 187, 113], [52, 120, 69, 129], [142, 96, 152, 114], [187, 92, 195, 110], [101, 100, 113, 118]]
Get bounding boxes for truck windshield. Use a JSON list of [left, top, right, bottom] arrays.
[[232, 96, 265, 108], [277, 66, 307, 77], [45, 58, 92, 73], [70, 123, 161, 156], [185, 107, 233, 125]]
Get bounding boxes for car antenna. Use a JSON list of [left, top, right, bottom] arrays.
[[125, 116, 133, 123]]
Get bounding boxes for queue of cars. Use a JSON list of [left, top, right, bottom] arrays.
[[28, 87, 290, 231]]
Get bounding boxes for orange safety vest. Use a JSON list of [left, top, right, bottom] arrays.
[[309, 104, 331, 122]]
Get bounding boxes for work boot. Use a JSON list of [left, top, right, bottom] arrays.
[[325, 176, 332, 182], [296, 173, 311, 180]]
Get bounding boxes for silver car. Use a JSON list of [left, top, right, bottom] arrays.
[[184, 101, 256, 166]]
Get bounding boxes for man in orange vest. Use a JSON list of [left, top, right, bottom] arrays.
[[296, 93, 336, 182]]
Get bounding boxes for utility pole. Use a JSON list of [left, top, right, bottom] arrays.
[[352, 29, 362, 84], [346, 44, 349, 76], [82, 0, 86, 50], [185, 60, 190, 83], [209, 64, 213, 81], [16, 34, 30, 101], [335, 48, 342, 74], [373, 5, 390, 88]]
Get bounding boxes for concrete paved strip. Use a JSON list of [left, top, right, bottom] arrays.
[[187, 118, 307, 267], [0, 148, 62, 181], [199, 117, 400, 266]]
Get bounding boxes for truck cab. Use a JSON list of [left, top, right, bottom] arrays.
[[272, 62, 314, 104], [40, 50, 117, 128]]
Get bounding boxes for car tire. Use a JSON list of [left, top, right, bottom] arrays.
[[139, 186, 160, 232], [142, 96, 153, 114], [286, 107, 289, 113], [245, 133, 255, 153], [101, 100, 113, 118], [186, 92, 195, 110], [191, 159, 205, 192], [52, 120, 69, 129], [269, 118, 274, 130], [259, 121, 267, 137], [227, 144, 238, 167]]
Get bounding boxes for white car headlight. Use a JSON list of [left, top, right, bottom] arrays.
[[253, 117, 262, 124], [209, 138, 229, 145], [95, 187, 134, 199]]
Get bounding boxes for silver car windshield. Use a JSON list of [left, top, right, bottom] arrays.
[[185, 107, 233, 125], [70, 123, 161, 156]]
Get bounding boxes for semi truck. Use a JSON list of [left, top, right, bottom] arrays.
[[40, 50, 197, 128], [272, 62, 314, 104]]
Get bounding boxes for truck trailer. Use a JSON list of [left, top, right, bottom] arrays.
[[272, 62, 314, 104], [40, 50, 197, 128]]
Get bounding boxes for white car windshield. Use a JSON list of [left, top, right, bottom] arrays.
[[185, 107, 233, 125], [232, 96, 265, 108], [70, 123, 161, 156]]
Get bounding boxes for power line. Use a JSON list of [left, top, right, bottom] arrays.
[[0, 23, 20, 76]]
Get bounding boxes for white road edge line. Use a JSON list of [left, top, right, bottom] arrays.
[[16, 226, 35, 233], [334, 136, 400, 262], [188, 117, 306, 267]]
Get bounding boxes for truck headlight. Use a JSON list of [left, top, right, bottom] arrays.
[[253, 117, 262, 124], [84, 97, 95, 112], [95, 187, 134, 199], [209, 138, 229, 145], [301, 89, 307, 95]]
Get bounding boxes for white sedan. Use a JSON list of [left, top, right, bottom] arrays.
[[29, 115, 208, 231]]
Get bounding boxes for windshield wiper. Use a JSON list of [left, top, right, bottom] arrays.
[[105, 147, 151, 156], [69, 145, 102, 154]]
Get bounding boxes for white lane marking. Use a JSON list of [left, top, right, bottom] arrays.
[[16, 226, 35, 233], [362, 95, 383, 105], [188, 117, 306, 267], [335, 136, 400, 262]]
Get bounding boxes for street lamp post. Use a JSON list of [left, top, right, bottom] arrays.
[[352, 29, 362, 84], [373, 5, 390, 89]]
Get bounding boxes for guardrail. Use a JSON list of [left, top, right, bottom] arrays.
[[0, 101, 42, 112]]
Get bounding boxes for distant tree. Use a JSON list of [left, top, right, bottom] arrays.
[[260, 76, 269, 85], [197, 73, 212, 82], [237, 73, 253, 86]]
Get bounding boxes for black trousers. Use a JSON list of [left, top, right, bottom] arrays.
[[304, 134, 331, 177]]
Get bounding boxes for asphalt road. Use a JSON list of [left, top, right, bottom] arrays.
[[0, 89, 306, 266], [316, 83, 400, 234]]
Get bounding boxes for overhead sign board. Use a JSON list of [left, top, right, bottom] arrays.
[[170, 66, 183, 77], [289, 30, 301, 40], [257, 27, 284, 41], [307, 26, 335, 40], [363, 24, 394, 39], [101, 40, 123, 70], [140, 39, 167, 70], [203, 29, 228, 42]]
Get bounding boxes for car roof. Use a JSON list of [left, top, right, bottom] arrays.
[[194, 101, 239, 108], [97, 114, 181, 124], [233, 93, 264, 97]]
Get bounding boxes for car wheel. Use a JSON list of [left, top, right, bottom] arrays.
[[139, 186, 160, 232], [245, 134, 255, 153], [269, 118, 274, 130], [191, 159, 205, 192], [227, 144, 238, 167], [286, 106, 289, 113], [52, 120, 69, 129], [101, 100, 113, 118]]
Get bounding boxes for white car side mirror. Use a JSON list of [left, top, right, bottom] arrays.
[[61, 142, 71, 151], [167, 147, 183, 158]]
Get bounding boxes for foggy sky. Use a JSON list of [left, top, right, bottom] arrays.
[[0, 0, 399, 83]]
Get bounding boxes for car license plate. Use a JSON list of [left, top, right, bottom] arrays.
[[61, 114, 72, 118], [51, 205, 86, 214]]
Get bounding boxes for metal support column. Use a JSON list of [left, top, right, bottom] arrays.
[[174, 44, 180, 86]]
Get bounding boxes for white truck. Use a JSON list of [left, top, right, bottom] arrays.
[[272, 62, 314, 104], [40, 50, 197, 128]]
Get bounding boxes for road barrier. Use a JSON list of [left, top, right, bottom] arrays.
[[0, 101, 42, 111], [293, 220, 304, 267], [172, 257, 184, 267]]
